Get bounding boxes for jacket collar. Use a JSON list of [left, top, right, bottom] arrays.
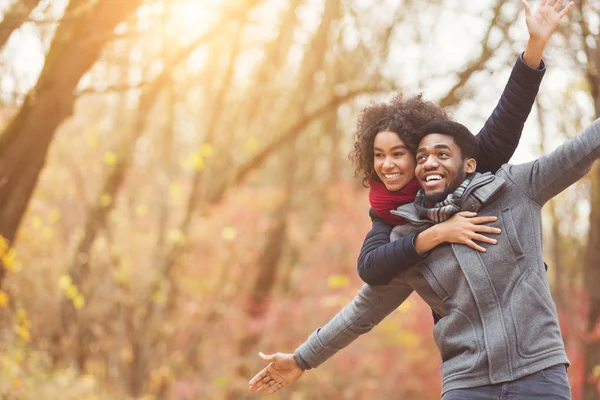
[[390, 172, 506, 225]]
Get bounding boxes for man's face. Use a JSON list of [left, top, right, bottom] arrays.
[[415, 133, 476, 203]]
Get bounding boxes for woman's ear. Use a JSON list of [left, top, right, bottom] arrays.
[[465, 158, 477, 173]]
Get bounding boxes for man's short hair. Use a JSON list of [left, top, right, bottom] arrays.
[[417, 120, 479, 160]]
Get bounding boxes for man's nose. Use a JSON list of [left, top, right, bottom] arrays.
[[423, 156, 439, 169]]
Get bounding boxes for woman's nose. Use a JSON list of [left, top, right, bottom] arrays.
[[383, 156, 394, 169]]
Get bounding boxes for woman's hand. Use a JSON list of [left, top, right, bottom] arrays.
[[248, 352, 304, 395], [521, 0, 574, 69], [523, 0, 574, 44], [438, 211, 501, 252]]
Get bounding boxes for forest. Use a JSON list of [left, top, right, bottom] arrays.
[[0, 0, 599, 399]]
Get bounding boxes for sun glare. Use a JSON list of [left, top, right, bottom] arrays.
[[169, 0, 220, 40]]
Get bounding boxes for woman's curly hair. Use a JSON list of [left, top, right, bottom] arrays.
[[349, 93, 449, 187]]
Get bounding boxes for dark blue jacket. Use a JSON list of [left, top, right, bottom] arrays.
[[358, 55, 546, 288]]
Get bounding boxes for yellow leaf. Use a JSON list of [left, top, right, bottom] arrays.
[[87, 133, 99, 149], [0, 236, 7, 255], [592, 365, 600, 379], [49, 210, 61, 224], [0, 290, 9, 307], [168, 184, 183, 200], [221, 227, 237, 241], [17, 309, 27, 321], [32, 216, 43, 230], [11, 377, 21, 389], [214, 375, 228, 387], [2, 248, 16, 272], [99, 193, 112, 207], [191, 153, 205, 171], [152, 290, 166, 304], [16, 326, 30, 342], [199, 143, 213, 158], [65, 284, 79, 300], [104, 152, 117, 166], [136, 204, 149, 217], [59, 275, 72, 290], [42, 227, 53, 239], [167, 229, 185, 244], [73, 295, 85, 309], [327, 275, 350, 289], [245, 137, 260, 151]]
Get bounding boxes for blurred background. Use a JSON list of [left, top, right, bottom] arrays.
[[0, 0, 598, 399]]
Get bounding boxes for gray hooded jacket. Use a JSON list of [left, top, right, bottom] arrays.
[[295, 118, 600, 395]]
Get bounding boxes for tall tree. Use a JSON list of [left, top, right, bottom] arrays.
[[0, 0, 144, 288]]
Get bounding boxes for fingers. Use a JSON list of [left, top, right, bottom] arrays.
[[256, 372, 286, 394], [471, 233, 498, 245], [522, 0, 532, 18], [457, 211, 477, 217], [553, 0, 562, 11], [473, 225, 501, 235], [468, 216, 498, 225], [249, 367, 271, 390], [268, 382, 284, 395], [258, 352, 276, 363], [464, 240, 487, 253], [558, 1, 574, 18]]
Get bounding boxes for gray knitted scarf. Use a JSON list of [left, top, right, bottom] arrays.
[[414, 176, 472, 223]]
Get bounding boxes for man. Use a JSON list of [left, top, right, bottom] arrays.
[[250, 118, 600, 399]]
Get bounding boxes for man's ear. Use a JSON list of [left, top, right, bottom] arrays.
[[465, 158, 477, 173]]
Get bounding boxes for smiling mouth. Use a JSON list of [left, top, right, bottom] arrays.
[[384, 173, 402, 179], [425, 174, 443, 182]]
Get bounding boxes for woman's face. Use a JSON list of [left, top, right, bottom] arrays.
[[373, 131, 416, 191]]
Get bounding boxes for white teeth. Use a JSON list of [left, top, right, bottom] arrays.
[[426, 175, 442, 182], [384, 173, 401, 179]]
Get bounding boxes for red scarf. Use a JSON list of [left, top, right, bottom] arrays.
[[368, 178, 421, 225]]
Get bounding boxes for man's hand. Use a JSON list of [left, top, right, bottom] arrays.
[[248, 352, 304, 395], [522, 0, 574, 69]]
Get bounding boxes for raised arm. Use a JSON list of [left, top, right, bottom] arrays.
[[503, 118, 600, 206], [475, 0, 573, 173]]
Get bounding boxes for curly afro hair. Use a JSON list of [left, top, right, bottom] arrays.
[[349, 93, 449, 187]]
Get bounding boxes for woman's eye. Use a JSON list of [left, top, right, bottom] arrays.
[[393, 152, 405, 157]]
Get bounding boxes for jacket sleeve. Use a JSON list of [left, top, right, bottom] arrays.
[[356, 209, 426, 286], [475, 54, 546, 174], [502, 118, 600, 205], [294, 276, 413, 369]]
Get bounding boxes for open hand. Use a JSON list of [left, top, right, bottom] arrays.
[[440, 211, 501, 253], [522, 0, 574, 43], [248, 352, 304, 395]]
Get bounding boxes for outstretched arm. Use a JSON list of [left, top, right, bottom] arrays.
[[248, 277, 413, 395], [475, 0, 573, 173], [504, 119, 600, 206]]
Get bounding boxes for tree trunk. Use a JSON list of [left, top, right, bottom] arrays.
[[0, 0, 143, 287]]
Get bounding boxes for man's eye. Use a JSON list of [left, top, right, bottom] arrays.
[[439, 152, 449, 158]]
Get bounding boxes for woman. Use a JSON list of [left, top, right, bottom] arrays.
[[248, 0, 573, 395]]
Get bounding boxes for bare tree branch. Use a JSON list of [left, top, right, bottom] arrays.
[[0, 0, 42, 50]]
